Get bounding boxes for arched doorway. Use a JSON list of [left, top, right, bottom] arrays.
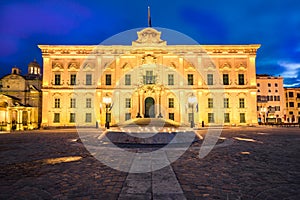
[[144, 97, 155, 118]]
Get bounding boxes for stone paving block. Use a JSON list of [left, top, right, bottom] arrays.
[[153, 193, 187, 200], [121, 179, 151, 194]]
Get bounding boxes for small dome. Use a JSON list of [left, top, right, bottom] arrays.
[[28, 59, 41, 75], [28, 59, 40, 68]]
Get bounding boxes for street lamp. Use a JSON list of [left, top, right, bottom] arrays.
[[188, 94, 197, 128], [103, 95, 112, 129]]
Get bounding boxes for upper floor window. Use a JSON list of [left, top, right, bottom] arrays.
[[289, 102, 294, 107], [70, 98, 76, 108], [54, 98, 60, 108], [125, 98, 131, 108], [224, 98, 229, 108], [54, 74, 61, 85], [208, 98, 213, 108], [238, 74, 245, 85], [239, 98, 245, 108], [187, 74, 194, 85], [70, 74, 76, 85], [297, 93, 300, 98], [125, 74, 131, 85], [106, 74, 112, 85], [275, 83, 278, 87], [257, 83, 260, 87], [268, 83, 271, 87], [86, 98, 92, 108], [207, 74, 213, 85], [288, 92, 294, 97], [86, 74, 92, 85], [168, 98, 174, 108], [144, 71, 156, 84], [168, 74, 174, 85], [223, 74, 229, 85]]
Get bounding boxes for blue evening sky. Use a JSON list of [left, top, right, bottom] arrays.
[[0, 0, 299, 87]]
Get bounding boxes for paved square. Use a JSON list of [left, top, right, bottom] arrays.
[[0, 127, 299, 199]]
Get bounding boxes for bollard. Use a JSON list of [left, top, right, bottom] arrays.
[[202, 121, 204, 127]]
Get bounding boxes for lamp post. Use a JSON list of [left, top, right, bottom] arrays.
[[103, 96, 112, 129], [188, 94, 197, 128]]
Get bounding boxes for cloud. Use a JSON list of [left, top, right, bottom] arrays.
[[278, 61, 300, 79]]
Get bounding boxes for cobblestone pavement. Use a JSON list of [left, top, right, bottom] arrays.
[[0, 127, 299, 199]]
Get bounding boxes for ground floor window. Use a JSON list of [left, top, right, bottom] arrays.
[[70, 113, 76, 123], [85, 113, 92, 123], [224, 113, 230, 123], [240, 113, 246, 123], [208, 113, 214, 123], [169, 113, 174, 121], [125, 113, 131, 121], [54, 113, 60, 123], [188, 113, 193, 123]]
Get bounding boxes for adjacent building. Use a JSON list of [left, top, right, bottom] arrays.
[[256, 75, 285, 123], [0, 61, 42, 130], [39, 28, 260, 128], [284, 88, 300, 123]]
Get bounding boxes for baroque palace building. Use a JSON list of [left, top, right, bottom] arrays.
[[284, 87, 300, 123], [0, 61, 42, 130], [39, 28, 260, 128]]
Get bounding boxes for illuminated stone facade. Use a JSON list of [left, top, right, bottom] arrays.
[[284, 87, 300, 123], [0, 61, 42, 130], [256, 75, 285, 123], [39, 28, 260, 128]]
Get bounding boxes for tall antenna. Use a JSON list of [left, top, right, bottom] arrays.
[[148, 6, 152, 27]]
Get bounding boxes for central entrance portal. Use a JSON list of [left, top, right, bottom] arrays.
[[144, 97, 155, 118]]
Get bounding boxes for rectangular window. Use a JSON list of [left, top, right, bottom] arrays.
[[208, 113, 214, 123], [275, 83, 278, 87], [289, 102, 294, 107], [169, 113, 175, 121], [70, 74, 76, 85], [106, 74, 112, 85], [85, 113, 92, 123], [187, 74, 194, 85], [144, 71, 155, 84], [238, 74, 245, 85], [70, 113, 76, 123], [297, 93, 300, 98], [125, 98, 131, 108], [54, 98, 60, 108], [239, 98, 245, 108], [125, 74, 131, 85], [223, 74, 229, 85], [208, 98, 213, 108], [125, 113, 131, 121], [54, 74, 61, 85], [168, 74, 174, 85], [240, 113, 246, 123], [224, 98, 229, 108], [168, 98, 174, 108], [224, 113, 230, 123], [188, 113, 193, 123], [70, 98, 76, 108], [86, 98, 92, 108], [268, 83, 271, 87], [54, 113, 60, 123], [207, 74, 213, 85], [298, 103, 300, 108], [86, 74, 92, 85], [288, 92, 294, 97], [289, 111, 293, 115]]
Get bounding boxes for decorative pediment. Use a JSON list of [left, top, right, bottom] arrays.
[[83, 62, 95, 70], [220, 62, 232, 71], [52, 62, 64, 70], [142, 54, 157, 64], [132, 28, 167, 46], [68, 62, 80, 70], [235, 63, 247, 71]]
